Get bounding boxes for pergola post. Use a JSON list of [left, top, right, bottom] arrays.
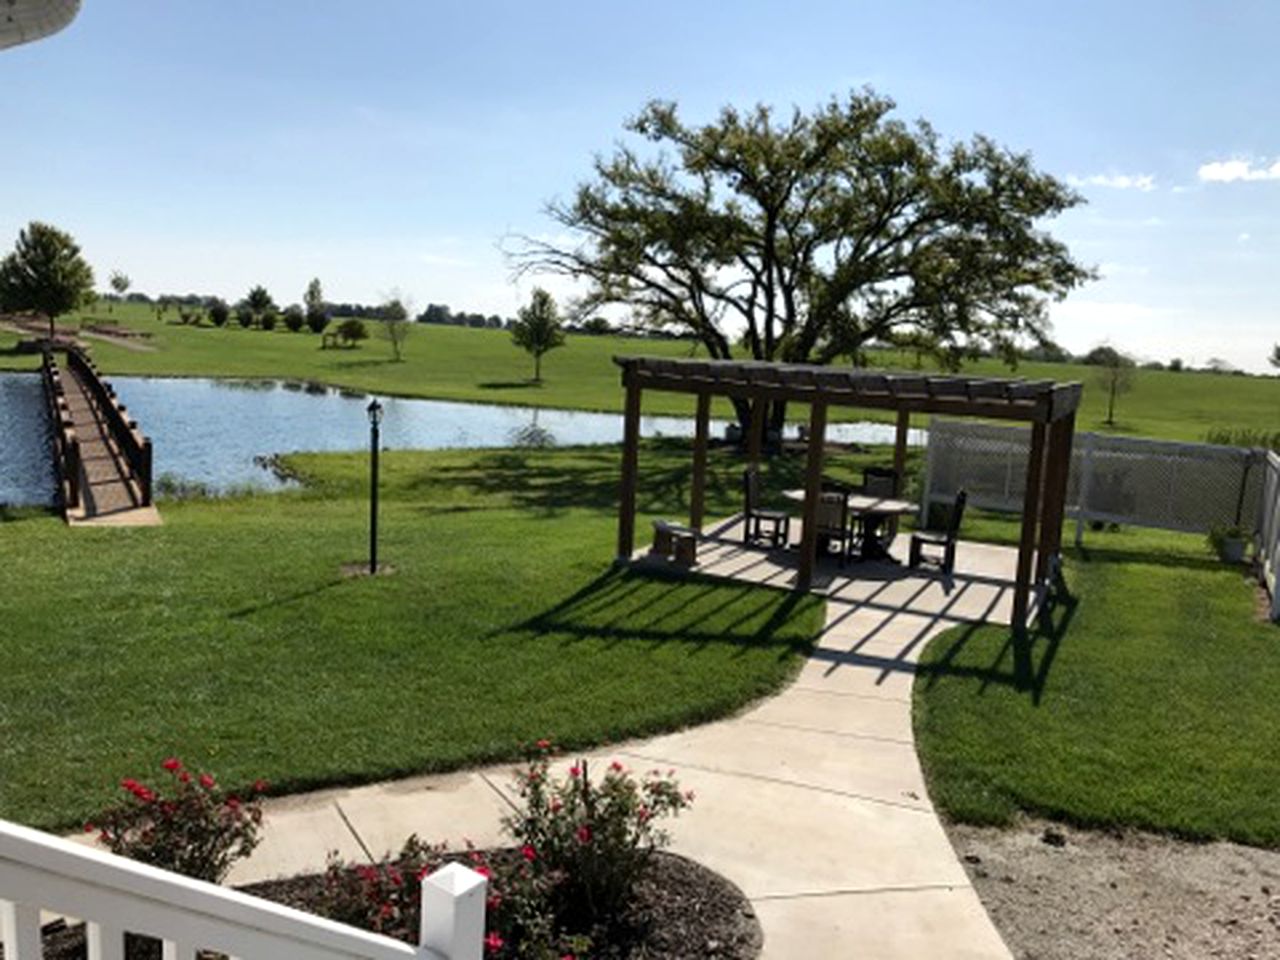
[[1036, 412, 1076, 584], [797, 401, 829, 590], [616, 372, 642, 562], [889, 408, 911, 539], [689, 392, 711, 531], [1012, 421, 1047, 633], [747, 398, 766, 467]]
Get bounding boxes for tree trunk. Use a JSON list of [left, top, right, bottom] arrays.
[[1107, 377, 1116, 425], [534, 352, 542, 382]]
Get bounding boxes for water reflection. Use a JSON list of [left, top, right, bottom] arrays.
[[0, 373, 55, 506]]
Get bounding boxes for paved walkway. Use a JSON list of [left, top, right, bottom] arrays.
[[228, 537, 1017, 958]]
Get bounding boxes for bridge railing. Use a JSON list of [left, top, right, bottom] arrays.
[[40, 350, 82, 514], [65, 347, 154, 506], [0, 818, 488, 960]]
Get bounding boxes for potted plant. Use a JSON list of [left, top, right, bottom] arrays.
[[1208, 524, 1247, 564]]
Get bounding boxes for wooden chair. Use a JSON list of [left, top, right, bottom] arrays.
[[909, 489, 968, 574], [815, 489, 854, 565], [856, 467, 900, 556], [742, 467, 790, 547]]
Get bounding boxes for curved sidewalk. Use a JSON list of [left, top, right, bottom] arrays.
[[229, 542, 1017, 959]]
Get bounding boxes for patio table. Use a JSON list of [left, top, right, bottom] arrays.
[[783, 489, 917, 561]]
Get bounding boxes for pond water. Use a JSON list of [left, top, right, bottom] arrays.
[[0, 373, 55, 506], [0, 373, 923, 505]]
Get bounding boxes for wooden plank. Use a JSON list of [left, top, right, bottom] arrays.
[[616, 375, 642, 561], [747, 398, 766, 465], [1012, 422, 1047, 632], [797, 402, 829, 590], [689, 392, 711, 531]]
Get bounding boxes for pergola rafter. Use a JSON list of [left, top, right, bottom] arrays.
[[614, 356, 1081, 632]]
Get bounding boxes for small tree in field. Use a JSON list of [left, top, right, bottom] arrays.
[[1270, 344, 1279, 370], [0, 221, 96, 339], [208, 298, 229, 327], [1093, 347, 1136, 426], [379, 296, 410, 361], [245, 285, 276, 328], [109, 271, 130, 313], [511, 287, 565, 382], [304, 277, 328, 332]]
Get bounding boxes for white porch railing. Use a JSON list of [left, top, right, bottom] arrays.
[[0, 819, 487, 960]]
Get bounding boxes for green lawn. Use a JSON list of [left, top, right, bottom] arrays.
[[913, 525, 1280, 847], [4, 303, 1277, 441], [0, 441, 831, 830]]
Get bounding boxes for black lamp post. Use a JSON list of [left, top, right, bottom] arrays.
[[367, 398, 383, 575]]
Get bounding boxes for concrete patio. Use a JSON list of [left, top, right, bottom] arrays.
[[220, 521, 1020, 958]]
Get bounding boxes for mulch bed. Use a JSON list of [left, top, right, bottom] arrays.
[[5, 851, 761, 960]]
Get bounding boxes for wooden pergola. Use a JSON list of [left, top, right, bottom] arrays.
[[614, 357, 1082, 631]]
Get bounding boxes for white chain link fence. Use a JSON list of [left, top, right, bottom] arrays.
[[1260, 452, 1280, 621], [921, 419, 1269, 541]]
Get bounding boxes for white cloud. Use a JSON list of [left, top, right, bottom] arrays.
[[1067, 172, 1157, 192], [1197, 158, 1280, 182], [1237, 232, 1252, 243]]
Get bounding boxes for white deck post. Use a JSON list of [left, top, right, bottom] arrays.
[[419, 862, 488, 960], [1, 900, 42, 959]]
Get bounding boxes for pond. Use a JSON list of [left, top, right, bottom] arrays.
[[0, 373, 923, 505]]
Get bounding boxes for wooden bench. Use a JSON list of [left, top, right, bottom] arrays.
[[652, 520, 698, 566]]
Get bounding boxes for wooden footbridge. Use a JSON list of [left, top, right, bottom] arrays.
[[40, 347, 160, 526]]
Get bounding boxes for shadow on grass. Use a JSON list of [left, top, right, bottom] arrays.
[[0, 504, 57, 523], [477, 380, 541, 390], [227, 578, 346, 619], [918, 584, 1078, 706], [505, 567, 814, 659], [402, 441, 812, 518], [1071, 543, 1221, 573]]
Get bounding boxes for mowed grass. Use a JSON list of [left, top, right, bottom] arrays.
[[0, 442, 827, 830], [3, 302, 1277, 441], [913, 525, 1280, 847]]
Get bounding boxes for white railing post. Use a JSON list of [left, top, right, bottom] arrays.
[[2, 899, 42, 959], [87, 920, 126, 960], [419, 862, 488, 960]]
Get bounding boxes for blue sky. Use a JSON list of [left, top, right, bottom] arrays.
[[2, 1, 1277, 371]]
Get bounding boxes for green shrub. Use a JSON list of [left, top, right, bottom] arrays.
[[306, 309, 330, 334], [208, 299, 229, 327], [283, 304, 305, 332], [336, 318, 368, 346], [89, 759, 266, 883], [260, 309, 279, 332], [235, 304, 253, 328], [503, 743, 692, 929]]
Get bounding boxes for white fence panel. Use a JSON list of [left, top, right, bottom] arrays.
[[924, 418, 1266, 538], [0, 819, 486, 960]]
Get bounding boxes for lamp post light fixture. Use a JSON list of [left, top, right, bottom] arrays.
[[367, 398, 383, 575]]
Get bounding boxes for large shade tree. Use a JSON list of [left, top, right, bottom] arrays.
[[515, 90, 1094, 429], [0, 221, 96, 339]]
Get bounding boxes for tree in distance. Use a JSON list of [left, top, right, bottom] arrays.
[[511, 287, 566, 382], [208, 298, 229, 327], [335, 318, 368, 347], [1270, 344, 1279, 370], [235, 302, 254, 328], [108, 270, 130, 313], [1092, 346, 1136, 426], [380, 297, 411, 361], [245, 285, 276, 328], [304, 278, 328, 333], [0, 221, 96, 340], [515, 90, 1093, 430], [283, 304, 305, 332]]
